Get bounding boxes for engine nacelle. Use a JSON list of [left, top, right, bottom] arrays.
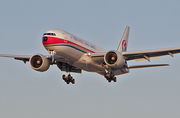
[[29, 54, 50, 72], [104, 50, 125, 69]]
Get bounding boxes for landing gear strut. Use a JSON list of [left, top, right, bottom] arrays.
[[104, 72, 117, 83], [62, 74, 75, 84], [104, 66, 117, 83], [61, 63, 76, 84]]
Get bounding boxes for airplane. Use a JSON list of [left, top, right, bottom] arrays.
[[1, 26, 180, 84]]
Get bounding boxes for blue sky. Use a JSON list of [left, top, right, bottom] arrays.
[[0, 0, 180, 118]]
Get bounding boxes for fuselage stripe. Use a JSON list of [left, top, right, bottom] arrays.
[[43, 36, 95, 53], [44, 44, 88, 53]]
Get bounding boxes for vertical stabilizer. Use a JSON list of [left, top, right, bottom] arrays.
[[117, 26, 130, 52]]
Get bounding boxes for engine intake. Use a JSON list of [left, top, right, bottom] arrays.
[[104, 50, 125, 69], [30, 54, 50, 72]]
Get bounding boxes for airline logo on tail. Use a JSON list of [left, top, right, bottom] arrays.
[[117, 26, 129, 52], [122, 40, 127, 51]]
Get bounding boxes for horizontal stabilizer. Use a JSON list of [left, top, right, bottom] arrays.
[[128, 64, 169, 69]]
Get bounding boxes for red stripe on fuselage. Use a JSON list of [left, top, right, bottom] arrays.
[[42, 36, 95, 53]]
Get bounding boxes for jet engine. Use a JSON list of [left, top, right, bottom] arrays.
[[29, 54, 50, 72], [104, 50, 125, 69]]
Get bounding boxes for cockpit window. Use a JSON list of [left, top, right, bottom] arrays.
[[43, 33, 56, 36]]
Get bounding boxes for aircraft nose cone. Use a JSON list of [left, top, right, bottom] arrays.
[[43, 36, 48, 41]]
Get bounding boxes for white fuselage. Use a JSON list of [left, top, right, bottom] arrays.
[[42, 29, 129, 75]]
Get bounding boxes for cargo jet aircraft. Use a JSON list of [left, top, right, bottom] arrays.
[[1, 26, 180, 84]]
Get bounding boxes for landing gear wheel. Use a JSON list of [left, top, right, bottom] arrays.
[[69, 77, 73, 81], [110, 73, 114, 78], [62, 75, 66, 81], [72, 79, 75, 84], [113, 77, 117, 82], [105, 72, 117, 83], [62, 74, 75, 84]]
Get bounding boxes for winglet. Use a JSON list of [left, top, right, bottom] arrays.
[[117, 26, 130, 52]]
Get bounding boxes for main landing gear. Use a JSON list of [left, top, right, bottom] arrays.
[[104, 72, 117, 83], [62, 74, 75, 84]]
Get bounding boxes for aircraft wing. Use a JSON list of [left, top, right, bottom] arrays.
[[122, 47, 180, 61], [0, 54, 81, 73], [0, 54, 31, 63], [0, 54, 66, 64], [90, 47, 180, 63]]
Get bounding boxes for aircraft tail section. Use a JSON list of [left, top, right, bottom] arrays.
[[117, 26, 130, 52]]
